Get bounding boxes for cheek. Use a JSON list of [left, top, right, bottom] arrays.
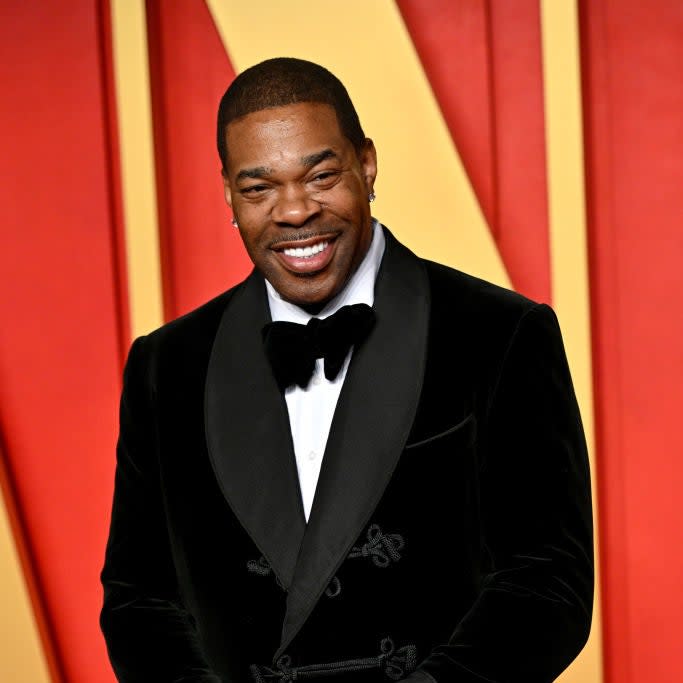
[[237, 226, 266, 257], [236, 209, 271, 241]]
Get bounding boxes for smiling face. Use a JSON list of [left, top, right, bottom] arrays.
[[222, 102, 377, 311]]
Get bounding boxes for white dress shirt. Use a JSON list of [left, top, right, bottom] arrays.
[[265, 220, 385, 521]]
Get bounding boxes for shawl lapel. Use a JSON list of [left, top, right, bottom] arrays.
[[205, 271, 306, 590], [276, 230, 430, 658]]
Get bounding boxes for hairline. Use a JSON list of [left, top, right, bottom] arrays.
[[220, 102, 366, 175]]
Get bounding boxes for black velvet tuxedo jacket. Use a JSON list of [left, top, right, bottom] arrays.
[[101, 229, 593, 683]]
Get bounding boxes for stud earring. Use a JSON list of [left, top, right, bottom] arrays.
[[368, 191, 376, 203], [231, 217, 238, 228]]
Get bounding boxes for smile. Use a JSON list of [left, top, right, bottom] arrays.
[[274, 236, 337, 274], [282, 241, 329, 259]]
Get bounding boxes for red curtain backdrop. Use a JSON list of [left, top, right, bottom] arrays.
[[580, 1, 683, 682], [0, 1, 127, 681], [146, 0, 251, 320], [397, 0, 551, 303]]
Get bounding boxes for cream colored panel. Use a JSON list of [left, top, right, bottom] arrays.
[[111, 0, 164, 337], [206, 0, 510, 288], [0, 486, 52, 683], [541, 1, 603, 682]]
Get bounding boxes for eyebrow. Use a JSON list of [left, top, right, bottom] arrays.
[[235, 149, 339, 182], [236, 166, 273, 182], [300, 148, 339, 168]]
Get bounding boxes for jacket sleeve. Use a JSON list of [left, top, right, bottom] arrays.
[[407, 303, 594, 683], [100, 337, 221, 683]]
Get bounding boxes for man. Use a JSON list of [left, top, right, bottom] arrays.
[[101, 58, 593, 683]]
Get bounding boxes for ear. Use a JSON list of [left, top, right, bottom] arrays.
[[222, 170, 233, 209], [359, 138, 378, 194]]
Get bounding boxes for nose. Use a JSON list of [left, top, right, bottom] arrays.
[[271, 185, 321, 227]]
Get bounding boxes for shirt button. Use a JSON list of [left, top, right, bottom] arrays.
[[308, 450, 317, 461]]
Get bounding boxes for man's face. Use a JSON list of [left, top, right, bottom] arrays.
[[222, 102, 377, 311]]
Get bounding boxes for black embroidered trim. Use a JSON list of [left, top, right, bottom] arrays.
[[247, 556, 285, 590], [247, 556, 273, 576], [348, 524, 405, 568], [324, 575, 342, 598], [249, 637, 417, 683], [248, 556, 342, 598], [248, 524, 404, 599]]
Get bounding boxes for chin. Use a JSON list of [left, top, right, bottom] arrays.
[[286, 292, 332, 313], [274, 272, 340, 308]]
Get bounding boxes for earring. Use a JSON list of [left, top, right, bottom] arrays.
[[368, 191, 376, 203], [231, 217, 238, 228]]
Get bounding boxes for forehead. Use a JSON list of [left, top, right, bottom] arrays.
[[224, 102, 351, 171]]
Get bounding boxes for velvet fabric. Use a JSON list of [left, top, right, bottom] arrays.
[[100, 228, 593, 683]]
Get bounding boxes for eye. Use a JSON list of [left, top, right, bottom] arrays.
[[311, 170, 339, 187], [240, 184, 268, 196]]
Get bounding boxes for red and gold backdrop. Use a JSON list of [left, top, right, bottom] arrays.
[[1, 2, 682, 682]]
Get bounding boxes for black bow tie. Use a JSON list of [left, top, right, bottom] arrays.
[[262, 303, 376, 391]]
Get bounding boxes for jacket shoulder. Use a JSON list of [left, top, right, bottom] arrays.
[[419, 258, 564, 395], [423, 259, 540, 331], [130, 279, 249, 373]]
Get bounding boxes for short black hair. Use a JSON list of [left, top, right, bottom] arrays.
[[217, 57, 365, 173]]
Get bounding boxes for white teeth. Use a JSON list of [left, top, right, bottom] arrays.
[[283, 241, 328, 258]]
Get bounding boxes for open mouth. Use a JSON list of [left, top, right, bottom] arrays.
[[281, 240, 329, 259], [273, 234, 338, 274]]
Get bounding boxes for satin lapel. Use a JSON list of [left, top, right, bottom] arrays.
[[205, 271, 306, 589], [277, 231, 430, 658]]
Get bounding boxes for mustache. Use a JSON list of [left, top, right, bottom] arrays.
[[268, 229, 339, 248]]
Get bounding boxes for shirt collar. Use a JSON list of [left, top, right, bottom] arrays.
[[266, 218, 385, 323]]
